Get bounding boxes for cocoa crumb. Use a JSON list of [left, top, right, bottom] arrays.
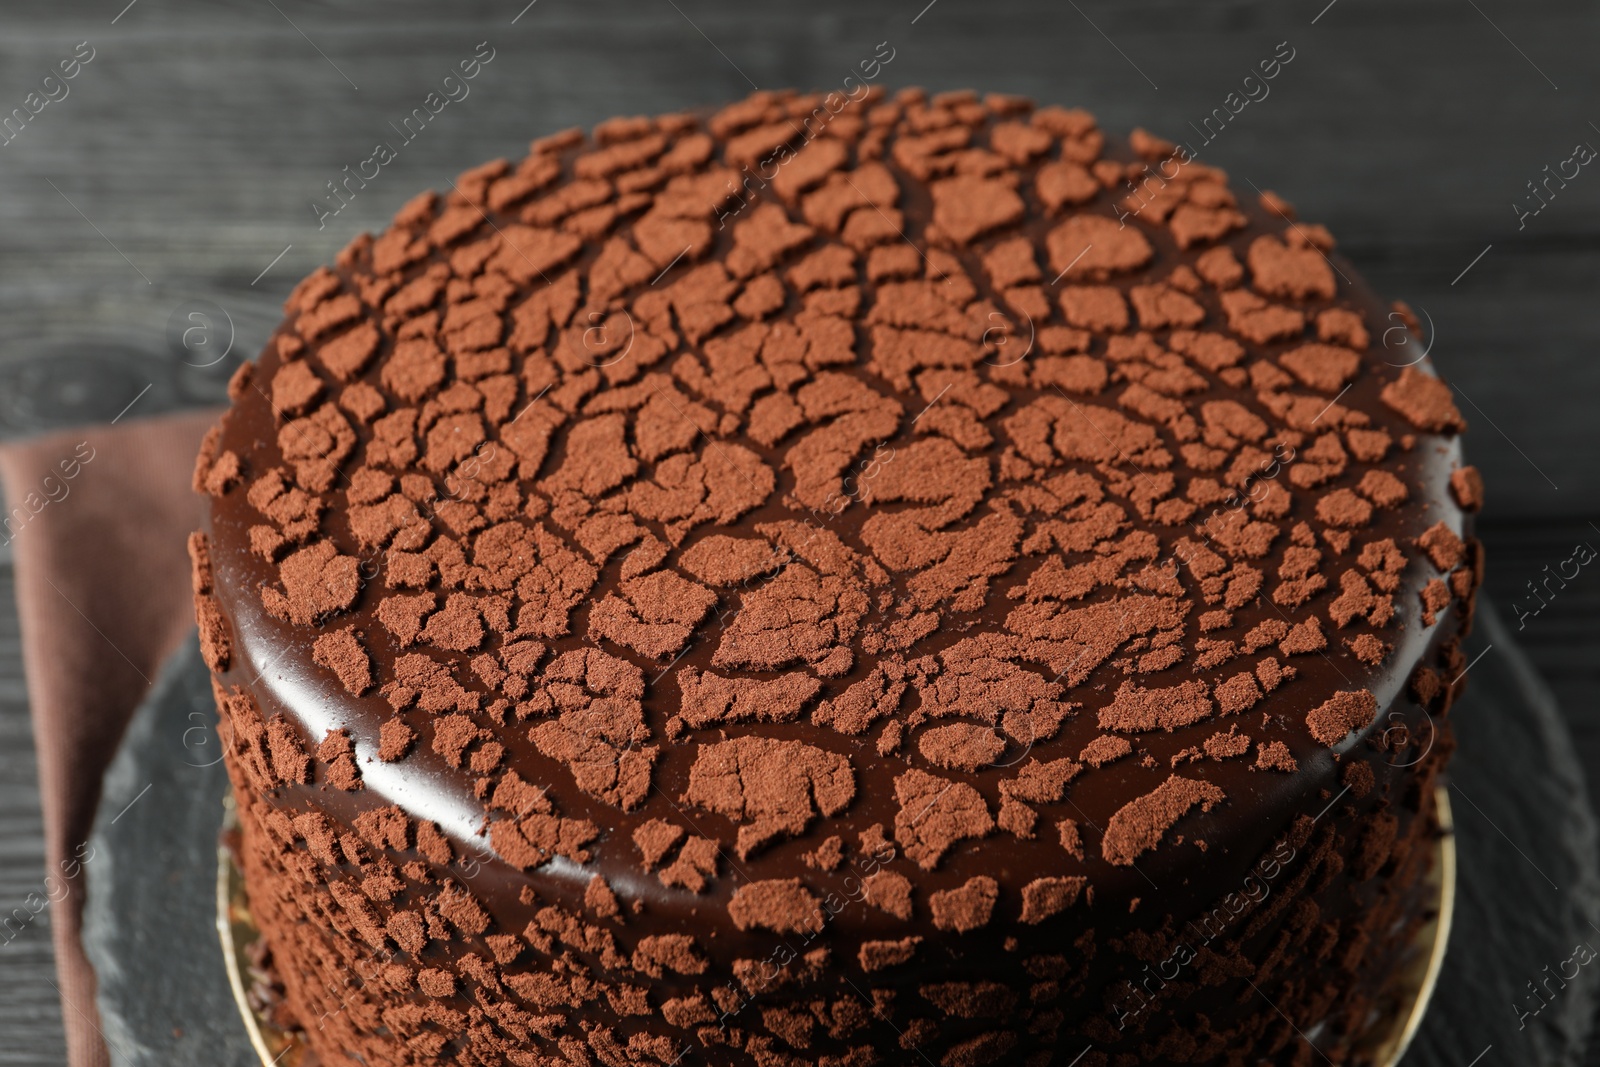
[[727, 879, 824, 935], [1305, 689, 1378, 746], [377, 718, 414, 762], [1056, 819, 1084, 860], [1019, 876, 1086, 924], [1254, 741, 1298, 772], [893, 770, 994, 870], [1101, 775, 1225, 866], [312, 628, 372, 695], [1380, 367, 1466, 433], [859, 937, 921, 972], [928, 876, 999, 932], [1449, 466, 1485, 511], [863, 870, 914, 920], [1079, 735, 1132, 767]]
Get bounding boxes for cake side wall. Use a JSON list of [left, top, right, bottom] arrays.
[[201, 580, 1470, 1066]]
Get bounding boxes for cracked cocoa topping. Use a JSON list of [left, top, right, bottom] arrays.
[[195, 86, 1480, 1065]]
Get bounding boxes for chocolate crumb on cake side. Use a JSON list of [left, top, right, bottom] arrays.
[[193, 86, 1480, 1066]]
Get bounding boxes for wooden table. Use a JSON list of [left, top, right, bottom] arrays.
[[2, 1, 1597, 1062]]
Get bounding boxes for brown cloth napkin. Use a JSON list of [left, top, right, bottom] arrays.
[[0, 408, 222, 1067]]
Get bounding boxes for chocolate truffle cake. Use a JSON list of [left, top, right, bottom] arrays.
[[191, 87, 1483, 1066]]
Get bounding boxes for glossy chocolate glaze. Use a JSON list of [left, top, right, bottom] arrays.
[[201, 88, 1478, 1063]]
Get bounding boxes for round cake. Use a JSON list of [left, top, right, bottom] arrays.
[[191, 86, 1483, 1066]]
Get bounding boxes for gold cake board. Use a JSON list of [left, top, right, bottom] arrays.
[[217, 790, 1456, 1066]]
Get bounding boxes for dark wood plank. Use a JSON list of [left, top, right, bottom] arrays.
[[0, 563, 70, 1066]]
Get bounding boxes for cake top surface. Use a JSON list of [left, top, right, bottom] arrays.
[[198, 86, 1476, 937]]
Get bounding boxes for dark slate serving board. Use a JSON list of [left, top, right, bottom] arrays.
[[80, 632, 243, 1064], [81, 600, 1600, 1066]]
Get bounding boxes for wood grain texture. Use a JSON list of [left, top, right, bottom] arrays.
[[0, 566, 70, 1067], [0, 1, 1597, 1062]]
